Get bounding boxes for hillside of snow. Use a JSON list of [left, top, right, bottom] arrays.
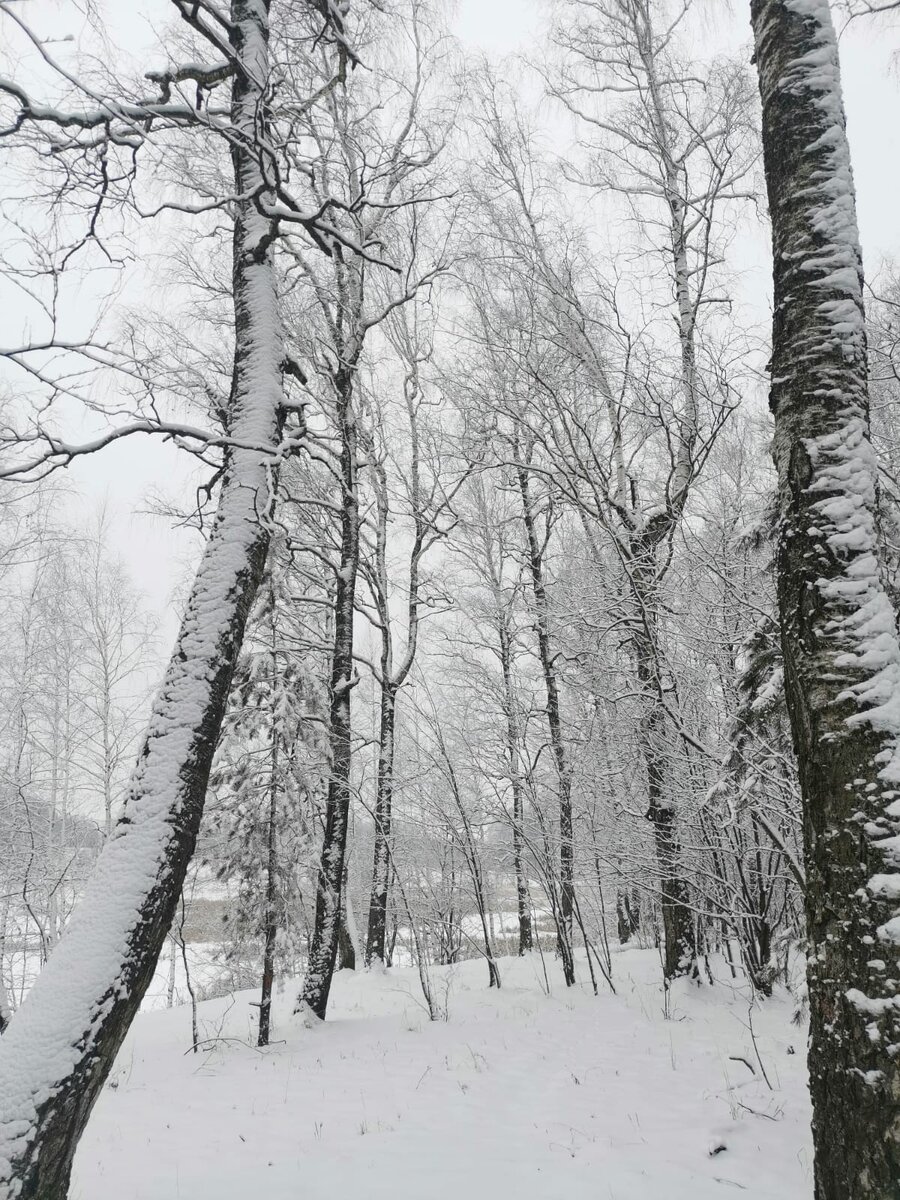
[[74, 947, 812, 1199]]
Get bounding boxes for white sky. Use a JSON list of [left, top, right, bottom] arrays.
[[5, 0, 900, 649]]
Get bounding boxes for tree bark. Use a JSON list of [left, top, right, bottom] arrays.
[[258, 698, 280, 1048], [337, 919, 356, 971], [297, 364, 360, 1019], [498, 615, 533, 955], [752, 1, 900, 1194], [365, 683, 396, 965], [363, 367, 430, 969], [516, 458, 575, 984], [0, 6, 286, 1193], [630, 583, 695, 978], [338, 862, 358, 971]]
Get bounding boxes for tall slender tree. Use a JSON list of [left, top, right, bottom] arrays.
[[290, 0, 449, 1016], [550, 0, 757, 978], [362, 305, 464, 967]]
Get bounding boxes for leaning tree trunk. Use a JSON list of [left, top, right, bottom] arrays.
[[752, 1, 900, 1194], [0, 7, 285, 1193], [297, 364, 360, 1019]]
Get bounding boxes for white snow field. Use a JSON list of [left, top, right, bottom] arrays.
[[73, 947, 812, 1200]]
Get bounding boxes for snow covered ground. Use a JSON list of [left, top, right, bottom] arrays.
[[73, 947, 812, 1199]]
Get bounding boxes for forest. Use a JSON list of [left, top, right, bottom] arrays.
[[0, 0, 898, 1197]]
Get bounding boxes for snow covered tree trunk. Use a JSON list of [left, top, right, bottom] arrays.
[[751, 1, 900, 1193], [0, 4, 285, 1193], [298, 365, 360, 1019]]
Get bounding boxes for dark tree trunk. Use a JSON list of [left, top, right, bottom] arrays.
[[516, 460, 575, 985], [498, 617, 533, 955], [0, 8, 285, 1191], [512, 776, 533, 956], [337, 862, 357, 971], [648, 797, 694, 980], [258, 723, 279, 1047], [630, 561, 695, 980], [386, 906, 398, 968], [298, 365, 360, 1020], [258, 898, 277, 1046], [363, 397, 427, 969], [337, 918, 356, 971], [752, 1, 900, 1194], [616, 891, 639, 945], [365, 684, 395, 966]]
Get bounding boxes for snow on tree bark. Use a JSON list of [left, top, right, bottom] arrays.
[[751, 0, 900, 1193], [0, 3, 286, 1193]]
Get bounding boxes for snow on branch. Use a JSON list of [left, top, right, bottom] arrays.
[[0, 420, 307, 484]]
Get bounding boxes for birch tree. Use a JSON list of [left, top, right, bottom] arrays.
[[285, 0, 450, 1017], [0, 1, 358, 1193], [549, 0, 757, 978], [451, 474, 536, 957], [751, 0, 900, 1192], [361, 304, 465, 967]]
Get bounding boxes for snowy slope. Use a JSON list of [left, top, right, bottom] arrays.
[[73, 948, 812, 1200]]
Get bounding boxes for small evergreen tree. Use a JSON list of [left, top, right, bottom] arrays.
[[206, 560, 327, 1046]]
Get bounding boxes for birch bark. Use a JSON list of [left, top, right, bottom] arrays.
[[0, 4, 286, 1192], [752, 0, 900, 1192]]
